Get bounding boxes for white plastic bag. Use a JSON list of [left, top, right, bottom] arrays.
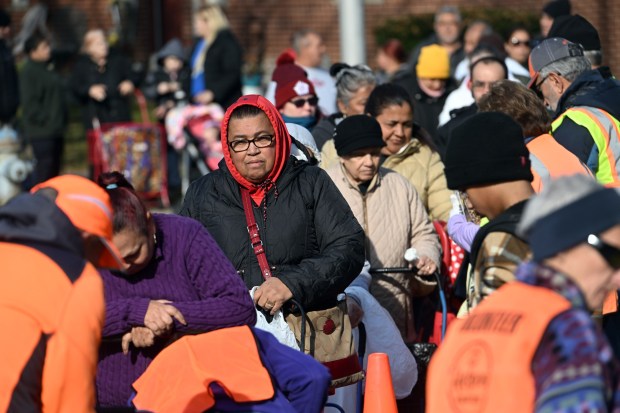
[[249, 287, 300, 350]]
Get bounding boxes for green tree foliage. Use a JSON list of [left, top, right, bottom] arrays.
[[374, 7, 539, 52]]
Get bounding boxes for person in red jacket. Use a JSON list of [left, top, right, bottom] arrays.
[[0, 174, 124, 413]]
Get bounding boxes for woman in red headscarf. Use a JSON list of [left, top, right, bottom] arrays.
[[180, 95, 364, 314]]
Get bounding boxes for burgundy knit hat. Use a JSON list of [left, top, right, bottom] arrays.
[[272, 51, 316, 109]]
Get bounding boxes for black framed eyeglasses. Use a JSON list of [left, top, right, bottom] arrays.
[[228, 135, 275, 153], [290, 96, 318, 108], [586, 234, 620, 270], [533, 74, 551, 99]]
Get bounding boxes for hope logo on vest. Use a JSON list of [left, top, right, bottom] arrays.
[[449, 340, 492, 412]]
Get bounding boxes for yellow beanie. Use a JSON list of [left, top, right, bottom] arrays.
[[416, 44, 450, 79]]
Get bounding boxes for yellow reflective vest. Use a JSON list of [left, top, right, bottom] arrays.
[[552, 106, 620, 187]]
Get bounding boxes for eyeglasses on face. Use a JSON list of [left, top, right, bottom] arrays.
[[510, 38, 531, 47], [228, 135, 275, 153], [290, 96, 319, 108], [586, 234, 620, 270], [471, 80, 497, 90]]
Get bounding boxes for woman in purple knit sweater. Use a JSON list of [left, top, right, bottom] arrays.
[[94, 172, 256, 407]]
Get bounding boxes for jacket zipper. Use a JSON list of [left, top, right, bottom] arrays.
[[361, 193, 370, 256]]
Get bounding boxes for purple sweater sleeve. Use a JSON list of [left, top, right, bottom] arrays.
[[171, 225, 257, 332], [447, 214, 479, 252], [102, 297, 150, 336]]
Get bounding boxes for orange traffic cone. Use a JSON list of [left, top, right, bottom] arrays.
[[363, 353, 397, 413]]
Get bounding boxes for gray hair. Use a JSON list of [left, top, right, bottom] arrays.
[[467, 20, 493, 37], [584, 50, 603, 68], [517, 175, 601, 238], [435, 6, 461, 23], [539, 55, 591, 83], [335, 65, 377, 106], [291, 29, 318, 55]]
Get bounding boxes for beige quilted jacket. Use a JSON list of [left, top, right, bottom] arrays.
[[321, 138, 452, 221], [327, 163, 441, 340]]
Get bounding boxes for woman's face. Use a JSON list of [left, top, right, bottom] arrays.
[[339, 84, 374, 117], [375, 103, 414, 155], [87, 32, 108, 61], [280, 94, 318, 118], [228, 112, 276, 183], [505, 29, 531, 66], [112, 219, 156, 276], [418, 77, 447, 93], [341, 147, 382, 185], [194, 15, 209, 38]]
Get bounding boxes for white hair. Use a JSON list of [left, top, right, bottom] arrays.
[[539, 55, 592, 83], [434, 6, 461, 23]]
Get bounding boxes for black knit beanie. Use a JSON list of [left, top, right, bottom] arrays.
[[444, 112, 533, 190], [548, 14, 601, 51], [0, 9, 10, 28], [542, 0, 571, 18], [334, 115, 385, 157]]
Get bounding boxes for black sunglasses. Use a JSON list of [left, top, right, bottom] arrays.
[[510, 37, 531, 47], [587, 234, 620, 270], [290, 96, 318, 108]]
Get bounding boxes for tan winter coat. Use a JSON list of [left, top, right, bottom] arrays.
[[327, 163, 441, 340], [321, 138, 452, 221], [382, 139, 452, 221]]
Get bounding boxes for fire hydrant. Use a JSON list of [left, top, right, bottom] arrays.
[[0, 125, 34, 206]]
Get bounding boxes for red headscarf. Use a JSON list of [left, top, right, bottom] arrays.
[[221, 95, 292, 205]]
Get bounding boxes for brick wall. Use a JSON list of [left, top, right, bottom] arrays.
[[2, 0, 619, 76], [224, 0, 620, 78]]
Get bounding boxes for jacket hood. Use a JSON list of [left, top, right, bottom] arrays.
[[557, 69, 620, 118], [221, 95, 292, 205], [217, 154, 308, 200], [0, 193, 84, 256], [157, 38, 186, 65]]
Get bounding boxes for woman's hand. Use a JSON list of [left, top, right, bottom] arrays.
[[144, 299, 186, 336], [346, 297, 364, 328], [194, 90, 214, 105], [415, 255, 437, 276], [121, 327, 155, 355], [253, 278, 293, 315], [118, 80, 135, 96], [89, 84, 107, 101]]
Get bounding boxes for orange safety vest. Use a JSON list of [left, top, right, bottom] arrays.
[[527, 134, 594, 193], [132, 326, 275, 413], [426, 282, 571, 413], [0, 242, 104, 413]]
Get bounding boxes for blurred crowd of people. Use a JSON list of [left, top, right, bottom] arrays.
[[4, 0, 620, 412]]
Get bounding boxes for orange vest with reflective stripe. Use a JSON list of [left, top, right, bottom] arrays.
[[426, 282, 571, 413], [527, 134, 594, 193], [132, 326, 274, 413]]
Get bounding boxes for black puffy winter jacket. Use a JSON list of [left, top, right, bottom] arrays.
[[179, 156, 365, 311]]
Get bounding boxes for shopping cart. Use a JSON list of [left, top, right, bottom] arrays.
[[87, 89, 170, 208]]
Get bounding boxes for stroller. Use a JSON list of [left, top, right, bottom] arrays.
[[87, 90, 170, 208], [164, 104, 225, 195]]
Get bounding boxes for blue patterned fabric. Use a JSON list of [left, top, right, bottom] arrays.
[[516, 262, 620, 412]]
